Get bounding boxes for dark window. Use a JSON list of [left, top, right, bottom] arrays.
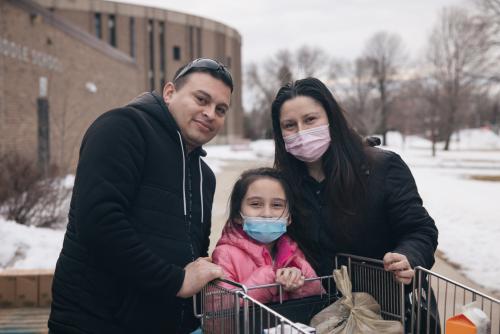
[[108, 14, 116, 47], [188, 26, 194, 59], [37, 98, 50, 175], [197, 27, 202, 58], [226, 56, 232, 68], [94, 13, 102, 39], [159, 22, 166, 87], [148, 19, 155, 90], [173, 46, 181, 60], [129, 17, 135, 58]]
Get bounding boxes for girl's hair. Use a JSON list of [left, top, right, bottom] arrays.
[[226, 167, 293, 229], [271, 77, 370, 264]]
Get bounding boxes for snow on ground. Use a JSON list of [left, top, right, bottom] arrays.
[[1, 128, 499, 292], [0, 217, 64, 270], [382, 129, 500, 293]]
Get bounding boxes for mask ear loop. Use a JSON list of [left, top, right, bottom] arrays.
[[279, 202, 291, 225], [236, 212, 246, 226]]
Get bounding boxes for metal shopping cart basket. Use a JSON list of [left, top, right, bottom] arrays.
[[193, 253, 500, 333], [410, 266, 500, 334], [193, 253, 407, 333]]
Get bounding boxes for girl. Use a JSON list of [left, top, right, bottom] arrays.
[[212, 167, 324, 303]]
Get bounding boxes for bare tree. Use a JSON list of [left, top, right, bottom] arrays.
[[0, 151, 70, 227], [427, 6, 490, 150], [245, 50, 293, 139], [363, 31, 407, 145], [296, 45, 330, 78], [245, 46, 334, 139], [334, 57, 379, 135], [473, 0, 500, 82], [412, 78, 442, 156]]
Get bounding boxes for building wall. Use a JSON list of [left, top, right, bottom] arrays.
[[1, 0, 244, 173], [32, 0, 244, 141], [1, 0, 140, 171]]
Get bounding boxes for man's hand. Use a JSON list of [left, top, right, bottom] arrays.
[[275, 267, 305, 292], [383, 252, 414, 285], [176, 257, 224, 298]]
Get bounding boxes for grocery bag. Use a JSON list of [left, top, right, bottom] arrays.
[[310, 266, 404, 334]]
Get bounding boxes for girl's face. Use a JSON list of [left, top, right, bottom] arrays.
[[239, 178, 288, 223], [279, 95, 329, 137]]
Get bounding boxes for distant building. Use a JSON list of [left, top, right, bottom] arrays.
[[0, 0, 243, 172]]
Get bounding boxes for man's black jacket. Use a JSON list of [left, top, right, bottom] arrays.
[[48, 92, 215, 333]]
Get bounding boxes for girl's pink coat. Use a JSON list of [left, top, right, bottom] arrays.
[[212, 225, 324, 303]]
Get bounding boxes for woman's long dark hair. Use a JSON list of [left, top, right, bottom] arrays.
[[271, 77, 370, 265]]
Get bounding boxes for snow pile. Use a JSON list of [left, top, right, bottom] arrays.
[[382, 128, 500, 151], [450, 128, 500, 150], [0, 217, 64, 270]]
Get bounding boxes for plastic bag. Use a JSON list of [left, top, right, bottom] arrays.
[[310, 266, 404, 334]]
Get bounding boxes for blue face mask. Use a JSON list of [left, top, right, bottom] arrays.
[[241, 215, 287, 244]]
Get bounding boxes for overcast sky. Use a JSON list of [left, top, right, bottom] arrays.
[[109, 0, 468, 64]]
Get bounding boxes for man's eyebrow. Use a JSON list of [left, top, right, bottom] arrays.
[[195, 89, 229, 109], [194, 90, 211, 99]]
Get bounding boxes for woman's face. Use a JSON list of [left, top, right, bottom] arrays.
[[279, 96, 329, 137], [239, 178, 288, 223]]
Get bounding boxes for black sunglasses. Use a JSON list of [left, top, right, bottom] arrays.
[[173, 58, 233, 88]]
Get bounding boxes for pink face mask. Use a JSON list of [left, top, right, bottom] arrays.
[[283, 124, 331, 162]]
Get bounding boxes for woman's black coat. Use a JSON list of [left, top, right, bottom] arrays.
[[291, 147, 439, 277]]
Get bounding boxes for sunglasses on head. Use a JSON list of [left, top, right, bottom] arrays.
[[173, 58, 233, 86]]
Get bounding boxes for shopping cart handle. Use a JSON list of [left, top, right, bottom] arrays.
[[192, 278, 250, 318]]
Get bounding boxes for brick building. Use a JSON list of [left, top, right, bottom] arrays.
[[0, 0, 243, 172]]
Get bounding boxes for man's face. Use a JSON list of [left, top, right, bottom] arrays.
[[163, 72, 231, 151]]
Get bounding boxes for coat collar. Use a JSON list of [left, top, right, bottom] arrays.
[[217, 224, 298, 268]]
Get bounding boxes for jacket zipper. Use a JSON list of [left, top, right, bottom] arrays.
[[186, 155, 195, 261], [176, 131, 195, 262]]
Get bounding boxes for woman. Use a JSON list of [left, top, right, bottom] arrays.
[[271, 77, 438, 284]]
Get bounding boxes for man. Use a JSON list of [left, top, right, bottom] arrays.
[[48, 58, 232, 333]]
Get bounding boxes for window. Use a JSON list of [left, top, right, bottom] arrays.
[[159, 22, 166, 87], [129, 17, 135, 58], [173, 46, 181, 60], [94, 13, 102, 39], [148, 19, 155, 90], [108, 14, 116, 47], [196, 27, 202, 58]]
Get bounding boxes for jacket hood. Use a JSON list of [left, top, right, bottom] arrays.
[[127, 91, 207, 157], [216, 224, 298, 268]]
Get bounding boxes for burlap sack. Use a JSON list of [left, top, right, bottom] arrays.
[[310, 266, 404, 334]]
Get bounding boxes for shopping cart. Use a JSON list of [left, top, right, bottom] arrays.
[[410, 266, 500, 334], [193, 253, 406, 333], [194, 253, 500, 333]]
